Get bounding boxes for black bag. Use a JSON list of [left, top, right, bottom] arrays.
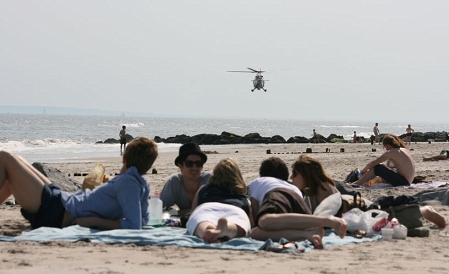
[[335, 181, 358, 196], [345, 169, 360, 183]]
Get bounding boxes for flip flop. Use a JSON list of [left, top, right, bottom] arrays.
[[267, 241, 305, 253]]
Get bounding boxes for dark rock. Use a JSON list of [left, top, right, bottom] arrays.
[[286, 136, 309, 143], [32, 162, 81, 192], [98, 131, 448, 146]]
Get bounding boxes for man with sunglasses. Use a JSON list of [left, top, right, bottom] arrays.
[[160, 143, 211, 216]]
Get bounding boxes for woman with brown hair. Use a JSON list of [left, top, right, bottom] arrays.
[[186, 158, 252, 243], [291, 154, 339, 213]]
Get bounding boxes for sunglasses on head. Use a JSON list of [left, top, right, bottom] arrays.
[[184, 160, 204, 168]]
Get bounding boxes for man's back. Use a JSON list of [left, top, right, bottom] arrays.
[[386, 148, 415, 183]]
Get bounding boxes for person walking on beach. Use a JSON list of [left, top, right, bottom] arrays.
[[119, 125, 127, 155], [406, 124, 414, 145], [160, 143, 211, 217], [353, 131, 357, 143], [373, 123, 380, 144], [186, 158, 252, 243], [0, 136, 158, 230], [353, 134, 415, 187], [248, 157, 347, 249]]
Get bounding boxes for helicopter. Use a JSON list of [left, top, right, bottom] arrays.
[[227, 67, 267, 92]]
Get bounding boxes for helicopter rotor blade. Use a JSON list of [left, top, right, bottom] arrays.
[[247, 67, 265, 73], [227, 70, 255, 73]]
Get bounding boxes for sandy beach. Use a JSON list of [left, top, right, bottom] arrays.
[[1, 142, 449, 273]]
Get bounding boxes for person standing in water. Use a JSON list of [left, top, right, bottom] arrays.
[[120, 126, 127, 155]]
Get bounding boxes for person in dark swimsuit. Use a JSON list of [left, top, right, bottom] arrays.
[[120, 125, 127, 155]]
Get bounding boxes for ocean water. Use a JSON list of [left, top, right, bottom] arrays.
[[0, 113, 447, 162]]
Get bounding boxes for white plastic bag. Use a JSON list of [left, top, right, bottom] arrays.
[[343, 208, 389, 236]]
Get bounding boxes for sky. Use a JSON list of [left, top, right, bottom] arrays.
[[1, 1, 448, 124]]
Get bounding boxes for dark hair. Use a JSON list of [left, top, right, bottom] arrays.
[[123, 137, 158, 174], [259, 157, 289, 181], [291, 155, 334, 196], [383, 134, 405, 148]]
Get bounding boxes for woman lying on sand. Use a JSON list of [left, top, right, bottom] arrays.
[[186, 158, 252, 243]]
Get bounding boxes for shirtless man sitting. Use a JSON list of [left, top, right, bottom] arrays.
[[353, 134, 414, 187], [353, 135, 446, 228]]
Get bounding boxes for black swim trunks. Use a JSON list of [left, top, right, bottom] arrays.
[[255, 188, 311, 226], [20, 183, 66, 229], [373, 164, 410, 187], [120, 137, 127, 144]]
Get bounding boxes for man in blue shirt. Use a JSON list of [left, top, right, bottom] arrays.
[[0, 136, 158, 230]]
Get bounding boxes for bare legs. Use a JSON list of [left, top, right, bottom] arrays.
[[353, 168, 376, 186], [420, 205, 447, 228], [0, 151, 50, 212], [250, 213, 347, 248], [194, 217, 246, 243], [423, 155, 448, 162]]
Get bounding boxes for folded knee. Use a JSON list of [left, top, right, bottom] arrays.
[[257, 215, 271, 229]]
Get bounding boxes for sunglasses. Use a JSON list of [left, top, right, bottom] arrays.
[[184, 160, 204, 168]]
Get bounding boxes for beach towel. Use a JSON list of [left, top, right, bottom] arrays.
[[0, 225, 380, 254]]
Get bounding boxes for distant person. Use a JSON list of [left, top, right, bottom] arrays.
[[160, 143, 212, 216], [423, 150, 449, 162], [373, 123, 380, 144], [312, 129, 318, 143], [353, 134, 415, 187], [119, 125, 127, 155], [0, 137, 158, 230], [353, 131, 357, 143], [406, 124, 414, 145], [187, 158, 252, 243]]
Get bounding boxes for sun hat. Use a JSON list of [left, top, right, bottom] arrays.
[[174, 143, 207, 166]]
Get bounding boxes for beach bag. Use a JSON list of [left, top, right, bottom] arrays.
[[383, 204, 423, 229], [376, 195, 423, 229], [345, 169, 360, 183], [82, 163, 108, 191], [335, 181, 358, 196], [337, 192, 368, 217]]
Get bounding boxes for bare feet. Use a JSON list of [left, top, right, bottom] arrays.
[[202, 218, 238, 243], [305, 227, 324, 249], [420, 205, 447, 228], [202, 228, 221, 243], [327, 216, 348, 238]]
